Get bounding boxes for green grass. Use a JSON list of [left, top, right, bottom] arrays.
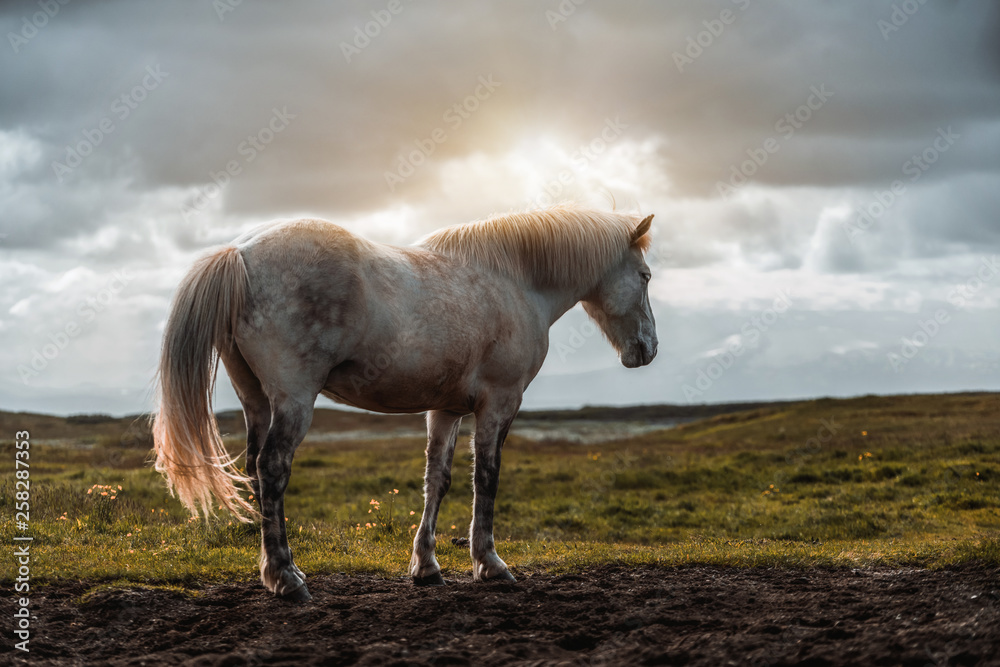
[[2, 392, 999, 586]]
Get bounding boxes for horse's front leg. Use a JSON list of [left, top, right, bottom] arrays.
[[257, 400, 313, 601], [470, 397, 520, 582], [410, 410, 462, 585]]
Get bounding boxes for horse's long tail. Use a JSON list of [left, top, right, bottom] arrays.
[[152, 246, 257, 521]]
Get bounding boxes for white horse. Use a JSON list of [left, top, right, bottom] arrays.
[[153, 204, 657, 601]]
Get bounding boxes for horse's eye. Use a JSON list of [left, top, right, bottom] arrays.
[[640, 272, 651, 283]]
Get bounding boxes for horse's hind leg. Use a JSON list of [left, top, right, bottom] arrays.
[[221, 348, 310, 583], [410, 410, 462, 586], [257, 398, 313, 600], [219, 345, 270, 499]]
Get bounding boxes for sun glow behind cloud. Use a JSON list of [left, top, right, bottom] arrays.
[[429, 132, 669, 217]]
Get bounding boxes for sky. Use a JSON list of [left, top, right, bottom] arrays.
[[2, 0, 1000, 416]]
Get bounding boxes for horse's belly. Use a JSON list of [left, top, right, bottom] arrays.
[[321, 361, 473, 414], [320, 389, 457, 414]]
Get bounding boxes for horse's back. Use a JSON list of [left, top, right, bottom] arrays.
[[238, 218, 367, 264]]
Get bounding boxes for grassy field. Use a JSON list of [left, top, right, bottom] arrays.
[[2, 392, 998, 586]]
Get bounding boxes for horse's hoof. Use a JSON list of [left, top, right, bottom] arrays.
[[280, 583, 312, 602], [485, 570, 517, 583], [413, 572, 447, 587]]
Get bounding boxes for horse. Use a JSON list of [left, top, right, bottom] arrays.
[[152, 204, 657, 601]]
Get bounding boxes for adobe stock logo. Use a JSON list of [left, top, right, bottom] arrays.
[[877, 0, 928, 40], [51, 65, 169, 182], [716, 84, 834, 199], [180, 107, 296, 222], [18, 268, 134, 384], [530, 117, 627, 209], [672, 0, 752, 73], [545, 0, 587, 31], [7, 0, 71, 54], [383, 75, 501, 192], [339, 0, 414, 63], [682, 289, 793, 401], [887, 256, 999, 372], [554, 321, 599, 362], [842, 126, 960, 244]]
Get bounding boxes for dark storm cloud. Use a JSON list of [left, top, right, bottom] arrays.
[[2, 0, 998, 251]]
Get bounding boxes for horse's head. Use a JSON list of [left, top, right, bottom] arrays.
[[582, 214, 658, 368]]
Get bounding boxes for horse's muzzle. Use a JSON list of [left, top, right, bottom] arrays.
[[622, 338, 657, 368]]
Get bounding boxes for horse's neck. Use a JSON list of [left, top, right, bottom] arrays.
[[518, 255, 604, 327], [528, 283, 592, 328]]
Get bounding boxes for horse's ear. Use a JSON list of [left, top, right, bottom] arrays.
[[632, 214, 653, 243]]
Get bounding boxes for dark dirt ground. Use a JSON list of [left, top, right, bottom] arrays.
[[3, 566, 999, 666]]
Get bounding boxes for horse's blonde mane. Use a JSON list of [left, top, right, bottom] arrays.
[[419, 204, 651, 287]]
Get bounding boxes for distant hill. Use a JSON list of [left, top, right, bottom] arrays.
[[2, 392, 994, 444]]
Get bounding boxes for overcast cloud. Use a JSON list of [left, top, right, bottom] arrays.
[[2, 0, 999, 416]]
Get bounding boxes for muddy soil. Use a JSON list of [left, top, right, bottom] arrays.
[[3, 566, 998, 666]]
